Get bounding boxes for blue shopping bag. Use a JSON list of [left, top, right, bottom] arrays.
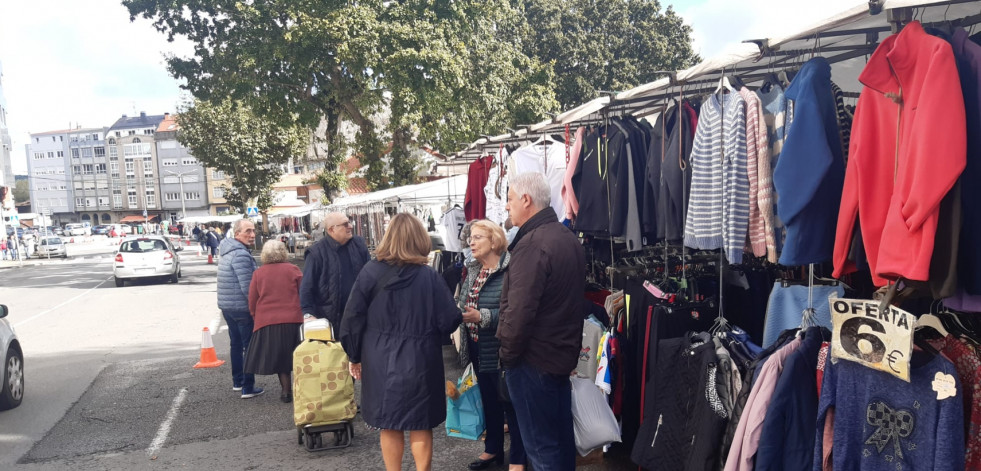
[[446, 364, 485, 440]]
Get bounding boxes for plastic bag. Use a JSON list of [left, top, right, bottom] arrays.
[[446, 364, 485, 440], [571, 376, 621, 456]]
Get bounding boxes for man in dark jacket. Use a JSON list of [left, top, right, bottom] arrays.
[[498, 172, 586, 471], [216, 219, 262, 398], [300, 212, 370, 333]]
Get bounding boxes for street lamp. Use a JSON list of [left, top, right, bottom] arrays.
[[164, 170, 197, 222]]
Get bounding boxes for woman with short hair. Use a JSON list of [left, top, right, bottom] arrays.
[[341, 213, 462, 471], [458, 219, 525, 470], [245, 239, 304, 402]]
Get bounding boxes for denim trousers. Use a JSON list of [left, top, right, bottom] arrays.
[[468, 339, 526, 465], [505, 362, 575, 470], [222, 310, 255, 389]]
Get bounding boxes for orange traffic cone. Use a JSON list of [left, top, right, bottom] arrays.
[[207, 254, 214, 264], [193, 327, 225, 368]]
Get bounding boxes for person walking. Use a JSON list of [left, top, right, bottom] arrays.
[[1, 238, 7, 260], [245, 240, 303, 403], [217, 219, 263, 399], [458, 220, 525, 471], [206, 227, 221, 263], [341, 213, 462, 471], [300, 212, 369, 332], [498, 172, 586, 470]]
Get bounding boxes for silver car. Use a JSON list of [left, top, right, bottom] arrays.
[[112, 236, 183, 287], [0, 304, 24, 410], [35, 236, 68, 258]]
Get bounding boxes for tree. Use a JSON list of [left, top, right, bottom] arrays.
[[12, 179, 29, 206], [175, 99, 307, 216], [124, 0, 558, 193], [520, 0, 699, 110]]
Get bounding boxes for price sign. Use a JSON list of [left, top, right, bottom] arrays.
[[831, 298, 914, 382]]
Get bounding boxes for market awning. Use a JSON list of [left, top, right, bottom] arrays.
[[119, 215, 159, 223]]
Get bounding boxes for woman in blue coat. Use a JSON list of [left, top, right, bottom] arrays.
[[341, 213, 462, 471]]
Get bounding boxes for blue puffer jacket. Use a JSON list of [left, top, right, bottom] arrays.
[[217, 237, 256, 312]]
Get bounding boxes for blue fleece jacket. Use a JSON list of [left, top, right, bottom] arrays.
[[813, 351, 965, 471], [774, 57, 845, 266]]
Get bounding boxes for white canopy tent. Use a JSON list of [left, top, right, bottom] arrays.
[[178, 214, 252, 225], [444, 0, 981, 161], [327, 175, 467, 210]]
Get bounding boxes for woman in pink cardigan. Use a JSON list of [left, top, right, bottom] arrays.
[[245, 240, 304, 402]]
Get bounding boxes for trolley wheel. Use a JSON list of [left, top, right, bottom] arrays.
[[297, 428, 303, 445]]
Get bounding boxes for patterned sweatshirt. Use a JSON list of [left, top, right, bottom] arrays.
[[685, 92, 750, 264], [757, 85, 786, 263], [739, 87, 770, 258]]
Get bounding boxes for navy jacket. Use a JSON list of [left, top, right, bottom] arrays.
[[299, 235, 369, 326], [774, 57, 845, 266], [754, 327, 826, 471], [216, 237, 255, 312], [340, 261, 461, 430], [954, 28, 981, 294]]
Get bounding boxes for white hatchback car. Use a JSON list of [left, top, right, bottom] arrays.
[[0, 304, 24, 410], [113, 236, 183, 287]]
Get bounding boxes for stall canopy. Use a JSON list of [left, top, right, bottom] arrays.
[[327, 175, 467, 210], [445, 0, 981, 161], [119, 215, 160, 223], [178, 214, 252, 224], [268, 201, 324, 217]]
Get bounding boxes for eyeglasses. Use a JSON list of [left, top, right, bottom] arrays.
[[467, 234, 486, 244], [330, 221, 352, 230]]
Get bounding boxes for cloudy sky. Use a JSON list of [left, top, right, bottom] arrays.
[[0, 0, 863, 174]]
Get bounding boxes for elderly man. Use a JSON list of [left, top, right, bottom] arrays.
[[498, 172, 585, 470], [300, 212, 370, 333], [217, 218, 263, 399]]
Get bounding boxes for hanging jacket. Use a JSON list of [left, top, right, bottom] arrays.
[[573, 126, 613, 236], [739, 87, 769, 258], [632, 332, 728, 471], [953, 28, 981, 295], [773, 57, 845, 266], [833, 21, 967, 285], [757, 85, 787, 262], [647, 103, 695, 242]]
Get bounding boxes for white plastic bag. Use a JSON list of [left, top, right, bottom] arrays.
[[570, 376, 621, 456]]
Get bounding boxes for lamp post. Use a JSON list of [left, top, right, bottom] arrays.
[[164, 170, 196, 222]]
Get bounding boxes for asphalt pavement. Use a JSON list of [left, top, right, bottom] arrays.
[[0, 241, 631, 470]]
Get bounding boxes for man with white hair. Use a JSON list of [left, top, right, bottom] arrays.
[[497, 172, 585, 470], [300, 212, 370, 332], [217, 218, 263, 398]]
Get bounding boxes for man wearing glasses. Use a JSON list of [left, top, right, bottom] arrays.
[[300, 212, 370, 335]]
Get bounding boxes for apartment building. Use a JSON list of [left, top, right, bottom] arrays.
[[106, 112, 167, 224], [155, 114, 209, 222]]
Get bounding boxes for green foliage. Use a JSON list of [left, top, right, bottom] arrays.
[[13, 179, 30, 206], [175, 99, 307, 213]]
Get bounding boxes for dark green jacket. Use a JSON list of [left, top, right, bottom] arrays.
[[457, 252, 510, 373]]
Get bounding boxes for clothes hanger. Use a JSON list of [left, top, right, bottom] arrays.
[[714, 68, 737, 95]]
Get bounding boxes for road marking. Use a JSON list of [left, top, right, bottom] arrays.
[[146, 387, 189, 458], [13, 275, 113, 328]]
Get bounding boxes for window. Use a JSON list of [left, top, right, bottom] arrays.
[[47, 152, 54, 159], [132, 137, 141, 143], [143, 162, 154, 178], [110, 162, 119, 178], [94, 148, 105, 158], [165, 192, 181, 201], [125, 161, 135, 176], [184, 192, 201, 200], [115, 131, 121, 138], [51, 136, 55, 142], [145, 188, 156, 208], [81, 147, 93, 158], [294, 165, 304, 174], [182, 158, 197, 166], [73, 165, 81, 174], [96, 163, 107, 174], [71, 148, 79, 158], [98, 197, 108, 206], [213, 187, 225, 198], [128, 188, 137, 206], [108, 138, 116, 145], [143, 129, 153, 135], [128, 130, 136, 136], [162, 159, 177, 167], [109, 146, 117, 159], [212, 170, 225, 180], [123, 143, 151, 157], [33, 153, 44, 160], [75, 197, 85, 207], [83, 164, 93, 175], [57, 151, 64, 158], [113, 189, 122, 208], [91, 134, 99, 141], [158, 140, 177, 149]]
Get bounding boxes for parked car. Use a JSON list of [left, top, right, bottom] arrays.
[[0, 304, 23, 410], [91, 225, 110, 235], [35, 236, 68, 258], [113, 236, 182, 287], [64, 223, 88, 237]]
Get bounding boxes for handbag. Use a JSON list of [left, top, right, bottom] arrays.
[[446, 364, 485, 440]]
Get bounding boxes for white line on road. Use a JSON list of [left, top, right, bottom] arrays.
[[146, 387, 189, 458], [13, 275, 113, 328]]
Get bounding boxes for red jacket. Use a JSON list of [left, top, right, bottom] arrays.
[[833, 21, 966, 286], [248, 262, 304, 331]]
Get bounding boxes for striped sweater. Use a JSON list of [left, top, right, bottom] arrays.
[[739, 87, 770, 258], [685, 92, 750, 264], [757, 86, 787, 263]]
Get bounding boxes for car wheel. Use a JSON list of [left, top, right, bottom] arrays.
[[114, 277, 124, 287], [170, 272, 179, 284], [0, 346, 24, 410]]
